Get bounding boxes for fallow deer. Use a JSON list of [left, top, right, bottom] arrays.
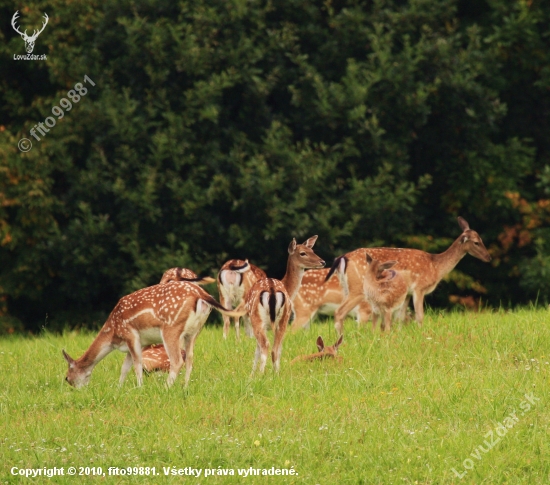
[[363, 255, 408, 332], [327, 217, 491, 334], [217, 260, 266, 339], [245, 236, 325, 374], [291, 335, 343, 363], [291, 268, 371, 332], [142, 344, 186, 373], [63, 282, 244, 388], [159, 267, 216, 286]]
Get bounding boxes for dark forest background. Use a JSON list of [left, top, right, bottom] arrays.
[[1, 0, 550, 333]]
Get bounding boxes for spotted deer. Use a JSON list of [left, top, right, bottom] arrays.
[[142, 344, 186, 373], [159, 267, 216, 286], [327, 217, 491, 334], [63, 282, 244, 388], [363, 255, 408, 332], [291, 335, 343, 363], [245, 236, 325, 374], [217, 260, 266, 339], [291, 268, 371, 332]]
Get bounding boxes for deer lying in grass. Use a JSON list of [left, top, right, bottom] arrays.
[[363, 255, 408, 332], [291, 268, 371, 332], [159, 267, 216, 285], [142, 344, 186, 373], [291, 335, 343, 363], [63, 282, 244, 388], [217, 259, 266, 339], [245, 236, 325, 374], [326, 217, 491, 334]]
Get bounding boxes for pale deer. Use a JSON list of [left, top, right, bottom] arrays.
[[291, 335, 343, 363], [217, 259, 266, 339], [159, 267, 216, 286], [327, 217, 491, 334], [142, 344, 186, 373], [62, 282, 244, 388], [245, 236, 325, 374], [291, 268, 372, 332], [363, 255, 408, 332]]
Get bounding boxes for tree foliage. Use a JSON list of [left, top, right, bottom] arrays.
[[1, 0, 549, 331]]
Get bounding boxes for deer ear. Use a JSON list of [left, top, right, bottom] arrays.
[[366, 254, 373, 264], [379, 260, 397, 271], [288, 238, 297, 255], [303, 235, 318, 248], [458, 217, 470, 232], [316, 336, 325, 352], [62, 349, 74, 366], [334, 335, 343, 350], [461, 235, 469, 244]]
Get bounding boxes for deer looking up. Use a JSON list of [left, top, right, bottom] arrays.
[[363, 255, 408, 332], [63, 282, 244, 388], [291, 268, 371, 332], [326, 217, 491, 334], [245, 236, 325, 374], [217, 260, 266, 339], [291, 335, 343, 363]]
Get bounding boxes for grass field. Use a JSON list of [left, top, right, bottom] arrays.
[[1, 309, 549, 484]]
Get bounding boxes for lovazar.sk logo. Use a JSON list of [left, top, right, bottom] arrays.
[[12, 10, 48, 60]]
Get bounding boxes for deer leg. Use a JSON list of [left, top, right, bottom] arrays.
[[162, 327, 185, 387], [234, 316, 241, 340], [253, 330, 270, 375], [119, 353, 133, 385], [371, 312, 379, 331], [127, 336, 143, 386], [272, 311, 290, 372], [396, 294, 411, 322], [183, 334, 198, 387], [243, 315, 254, 338], [383, 311, 392, 332], [334, 293, 364, 335], [220, 293, 232, 339], [412, 291, 425, 326], [356, 300, 372, 327]]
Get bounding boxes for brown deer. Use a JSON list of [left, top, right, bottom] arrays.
[[159, 267, 216, 286], [142, 344, 186, 373], [217, 260, 266, 339], [62, 282, 244, 388], [245, 236, 325, 374], [291, 268, 371, 332], [363, 255, 408, 332], [327, 217, 491, 334], [291, 335, 343, 363]]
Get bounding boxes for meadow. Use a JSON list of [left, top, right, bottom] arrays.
[[1, 309, 549, 484]]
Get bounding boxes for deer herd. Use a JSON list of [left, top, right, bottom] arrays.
[[63, 217, 491, 388]]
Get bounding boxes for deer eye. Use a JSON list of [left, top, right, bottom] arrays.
[[300, 252, 306, 256], [474, 242, 480, 246]]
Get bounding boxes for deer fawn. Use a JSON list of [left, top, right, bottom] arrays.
[[291, 335, 343, 363], [245, 236, 325, 374], [159, 267, 216, 286], [217, 259, 266, 339], [326, 217, 491, 334], [142, 344, 186, 373], [63, 282, 244, 388], [363, 255, 408, 332], [291, 268, 371, 332]]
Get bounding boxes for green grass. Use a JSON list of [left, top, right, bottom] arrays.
[[1, 309, 549, 484]]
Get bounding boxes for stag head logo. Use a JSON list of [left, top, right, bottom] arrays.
[[11, 11, 48, 54]]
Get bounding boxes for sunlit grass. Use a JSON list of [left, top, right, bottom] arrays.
[[1, 309, 549, 484]]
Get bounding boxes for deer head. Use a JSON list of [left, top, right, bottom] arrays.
[[287, 235, 325, 270], [366, 254, 398, 280], [12, 11, 48, 54], [457, 217, 492, 262]]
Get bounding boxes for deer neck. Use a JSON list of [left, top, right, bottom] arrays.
[[76, 332, 113, 371], [432, 237, 467, 280], [281, 259, 305, 301]]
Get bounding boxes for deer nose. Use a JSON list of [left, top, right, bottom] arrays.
[[320, 260, 326, 267]]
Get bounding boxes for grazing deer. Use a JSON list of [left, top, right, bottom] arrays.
[[63, 282, 244, 388], [291, 268, 372, 331], [142, 344, 186, 373], [363, 255, 408, 332], [291, 335, 343, 363], [217, 260, 267, 339], [159, 267, 216, 286], [245, 236, 325, 374], [327, 217, 491, 334]]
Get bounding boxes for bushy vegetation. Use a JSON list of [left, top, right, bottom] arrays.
[[1, 0, 550, 331]]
